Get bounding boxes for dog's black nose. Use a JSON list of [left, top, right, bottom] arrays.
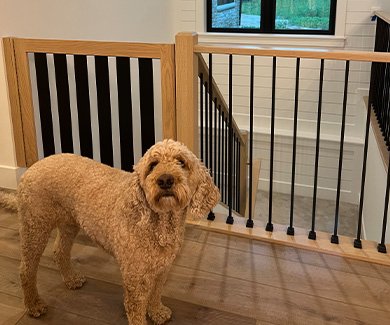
[[157, 174, 174, 190]]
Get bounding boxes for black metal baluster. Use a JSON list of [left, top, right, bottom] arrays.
[[225, 114, 229, 204], [205, 82, 209, 168], [378, 154, 390, 253], [221, 111, 225, 202], [309, 59, 325, 240], [233, 134, 236, 211], [227, 54, 234, 224], [266, 57, 276, 232], [332, 60, 350, 244], [209, 54, 213, 177], [354, 83, 373, 249], [238, 138, 241, 214], [214, 98, 218, 185], [200, 74, 204, 161], [235, 135, 238, 211], [287, 58, 301, 236], [207, 54, 216, 221], [218, 106, 222, 191], [247, 55, 255, 227]]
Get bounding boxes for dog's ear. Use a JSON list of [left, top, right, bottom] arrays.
[[128, 167, 151, 224], [189, 164, 220, 220]]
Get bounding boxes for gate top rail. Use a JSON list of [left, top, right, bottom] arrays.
[[376, 11, 390, 24], [12, 38, 172, 58]]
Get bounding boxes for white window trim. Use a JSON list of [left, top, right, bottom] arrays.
[[196, 0, 347, 48]]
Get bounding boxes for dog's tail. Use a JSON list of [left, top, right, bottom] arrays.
[[0, 190, 18, 211]]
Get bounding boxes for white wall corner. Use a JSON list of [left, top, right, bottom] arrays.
[[0, 165, 25, 190]]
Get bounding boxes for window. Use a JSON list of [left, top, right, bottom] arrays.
[[207, 0, 337, 35]]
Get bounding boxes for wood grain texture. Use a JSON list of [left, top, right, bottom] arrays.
[[195, 42, 390, 63], [13, 39, 38, 166], [2, 38, 26, 167], [187, 212, 390, 267], [1, 207, 390, 324], [376, 11, 390, 25], [12, 38, 165, 58], [160, 44, 176, 140], [175, 32, 199, 155]]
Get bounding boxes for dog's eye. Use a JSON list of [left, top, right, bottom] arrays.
[[149, 161, 158, 172], [178, 159, 186, 168]]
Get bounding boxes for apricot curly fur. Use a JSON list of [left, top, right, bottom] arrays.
[[11, 139, 219, 325]]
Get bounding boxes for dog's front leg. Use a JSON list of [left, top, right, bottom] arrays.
[[147, 267, 172, 325], [121, 272, 151, 325]]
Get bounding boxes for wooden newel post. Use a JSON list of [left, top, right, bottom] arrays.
[[175, 32, 199, 156]]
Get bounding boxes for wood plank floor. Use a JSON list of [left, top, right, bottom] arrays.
[[1, 207, 390, 325]]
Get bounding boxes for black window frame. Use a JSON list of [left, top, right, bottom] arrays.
[[207, 0, 337, 35]]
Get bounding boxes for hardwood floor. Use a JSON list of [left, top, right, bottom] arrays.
[[1, 206, 390, 325]]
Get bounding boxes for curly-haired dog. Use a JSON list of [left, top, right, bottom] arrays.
[[13, 139, 220, 325]]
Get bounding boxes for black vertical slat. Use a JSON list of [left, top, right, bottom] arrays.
[[116, 57, 134, 172], [200, 74, 204, 161], [53, 54, 73, 153], [309, 59, 325, 241], [95, 56, 113, 167], [138, 58, 155, 154], [227, 54, 234, 224], [266, 57, 277, 232], [378, 154, 390, 253], [209, 54, 213, 177], [214, 98, 218, 184], [238, 139, 241, 214], [233, 134, 236, 210], [218, 106, 222, 191], [205, 82, 209, 168], [236, 137, 239, 211], [225, 115, 228, 204], [74, 55, 93, 159], [354, 86, 372, 248], [221, 111, 225, 202], [331, 60, 350, 245], [247, 55, 255, 227], [287, 58, 301, 236], [34, 53, 55, 157]]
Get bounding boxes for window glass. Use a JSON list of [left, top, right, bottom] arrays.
[[207, 0, 336, 35], [241, 0, 261, 29], [275, 0, 331, 31]]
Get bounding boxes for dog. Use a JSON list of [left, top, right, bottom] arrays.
[[2, 139, 220, 325]]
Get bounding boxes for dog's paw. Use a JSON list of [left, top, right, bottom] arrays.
[[26, 298, 48, 318], [148, 304, 172, 325], [64, 273, 87, 289]]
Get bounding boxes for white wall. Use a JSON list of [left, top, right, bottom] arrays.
[[0, 0, 175, 189]]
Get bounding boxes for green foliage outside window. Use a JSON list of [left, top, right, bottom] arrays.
[[241, 0, 331, 30]]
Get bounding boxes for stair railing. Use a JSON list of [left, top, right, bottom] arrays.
[[176, 31, 390, 265]]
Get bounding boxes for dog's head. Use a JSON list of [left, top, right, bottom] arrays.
[[134, 139, 220, 219]]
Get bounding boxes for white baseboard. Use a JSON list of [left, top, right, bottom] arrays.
[[0, 165, 26, 190]]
